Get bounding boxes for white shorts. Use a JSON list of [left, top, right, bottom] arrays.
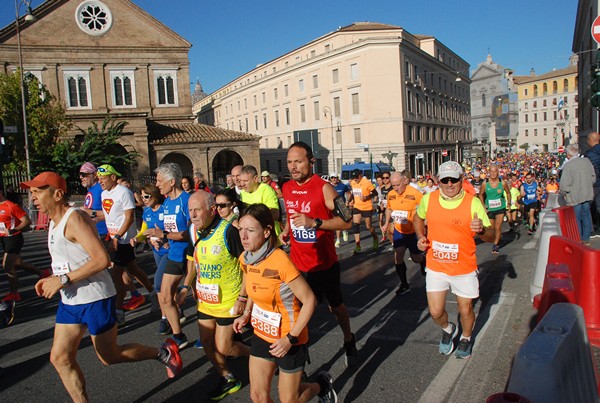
[[425, 268, 479, 299]]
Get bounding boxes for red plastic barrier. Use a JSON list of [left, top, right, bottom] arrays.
[[552, 205, 580, 242], [34, 211, 49, 231], [538, 235, 600, 345]]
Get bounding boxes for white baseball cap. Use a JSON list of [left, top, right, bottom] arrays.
[[438, 161, 463, 180]]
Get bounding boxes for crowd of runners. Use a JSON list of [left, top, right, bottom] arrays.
[[1, 135, 599, 402]]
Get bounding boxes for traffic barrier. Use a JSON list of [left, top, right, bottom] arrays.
[[530, 222, 561, 307], [545, 192, 566, 210], [506, 303, 599, 403], [538, 235, 600, 345], [552, 205, 580, 242], [31, 210, 50, 231]]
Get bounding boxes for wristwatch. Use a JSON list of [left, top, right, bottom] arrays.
[[59, 274, 71, 286], [114, 234, 122, 240], [313, 218, 323, 229], [163, 230, 169, 239], [286, 333, 299, 344]]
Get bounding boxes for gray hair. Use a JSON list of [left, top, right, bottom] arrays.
[[566, 143, 579, 158], [241, 164, 258, 177], [155, 163, 182, 187]]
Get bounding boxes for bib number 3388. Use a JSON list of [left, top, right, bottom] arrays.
[[251, 305, 282, 339]]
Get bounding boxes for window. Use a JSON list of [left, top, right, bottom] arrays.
[[285, 108, 290, 125], [263, 113, 267, 129], [525, 114, 529, 123], [333, 97, 341, 117], [352, 93, 359, 115], [332, 69, 339, 84], [416, 93, 421, 115], [524, 88, 528, 96], [534, 129, 538, 136], [553, 81, 558, 94], [534, 113, 537, 122], [426, 96, 431, 116], [299, 79, 304, 92], [254, 115, 258, 130], [314, 101, 320, 120], [110, 70, 135, 107], [325, 44, 330, 52], [554, 111, 557, 120], [154, 70, 177, 106], [533, 101, 537, 108], [544, 128, 547, 136], [262, 92, 266, 103], [543, 99, 547, 107], [407, 89, 412, 112], [253, 95, 257, 106], [481, 93, 486, 107], [563, 79, 569, 92], [284, 84, 289, 97], [275, 110, 280, 127], [64, 69, 91, 109], [312, 75, 318, 89], [300, 104, 306, 122], [310, 50, 316, 58], [354, 127, 361, 143], [274, 88, 278, 100], [542, 83, 548, 95], [405, 61, 411, 79], [525, 102, 528, 109], [533, 85, 538, 96], [350, 63, 359, 79], [543, 112, 547, 121], [525, 129, 529, 136]]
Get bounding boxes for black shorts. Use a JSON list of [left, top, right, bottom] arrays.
[[196, 310, 237, 326], [352, 208, 374, 218], [302, 262, 343, 308], [524, 202, 539, 214], [487, 209, 506, 219], [164, 259, 186, 276], [0, 233, 24, 254], [251, 334, 308, 374], [110, 243, 136, 266], [392, 231, 421, 255]]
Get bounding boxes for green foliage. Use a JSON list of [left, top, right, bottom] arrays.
[[52, 117, 140, 182], [0, 70, 70, 174], [519, 143, 529, 150]]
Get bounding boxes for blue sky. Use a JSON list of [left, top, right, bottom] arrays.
[[2, 0, 580, 93]]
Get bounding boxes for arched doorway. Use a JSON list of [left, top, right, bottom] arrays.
[[161, 152, 194, 177], [212, 149, 243, 188]]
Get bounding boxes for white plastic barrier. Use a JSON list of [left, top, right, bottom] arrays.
[[507, 303, 599, 403], [529, 222, 561, 302], [545, 192, 566, 210]]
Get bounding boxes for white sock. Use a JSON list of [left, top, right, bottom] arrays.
[[460, 334, 471, 341], [443, 324, 453, 334]]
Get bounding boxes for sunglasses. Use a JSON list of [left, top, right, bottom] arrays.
[[141, 194, 152, 200], [216, 203, 232, 209], [79, 172, 93, 177], [97, 167, 109, 173], [382, 176, 390, 179], [440, 177, 461, 184]]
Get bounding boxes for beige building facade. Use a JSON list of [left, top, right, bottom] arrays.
[[195, 22, 472, 177], [514, 61, 578, 153], [0, 0, 259, 185]]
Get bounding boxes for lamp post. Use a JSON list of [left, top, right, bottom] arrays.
[[323, 106, 335, 173], [336, 118, 342, 169], [15, 0, 36, 185]]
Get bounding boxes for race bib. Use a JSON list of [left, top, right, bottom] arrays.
[[391, 210, 409, 224], [527, 193, 536, 200], [431, 241, 459, 263], [488, 199, 502, 209], [290, 221, 317, 243], [0, 222, 8, 235], [381, 199, 388, 208], [251, 304, 282, 340], [164, 214, 178, 233], [51, 261, 70, 275], [106, 222, 119, 237], [196, 282, 221, 304], [352, 188, 363, 197]]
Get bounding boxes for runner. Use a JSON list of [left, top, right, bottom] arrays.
[[22, 172, 182, 402], [378, 172, 393, 243], [478, 165, 511, 254], [178, 191, 249, 400], [519, 172, 542, 235], [233, 203, 337, 403], [381, 171, 426, 295], [280, 141, 358, 367], [239, 165, 281, 237], [349, 169, 379, 253], [79, 162, 108, 241], [261, 171, 283, 198], [414, 161, 494, 359], [214, 188, 244, 228], [329, 173, 350, 248]]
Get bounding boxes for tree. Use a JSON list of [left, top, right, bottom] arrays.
[[0, 70, 70, 173], [53, 117, 140, 185], [519, 143, 529, 151]]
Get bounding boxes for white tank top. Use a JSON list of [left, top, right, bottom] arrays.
[[49, 208, 116, 305]]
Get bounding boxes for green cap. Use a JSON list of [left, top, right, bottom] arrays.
[[97, 164, 121, 177]]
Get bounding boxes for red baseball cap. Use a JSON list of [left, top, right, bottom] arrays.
[[20, 172, 67, 192]]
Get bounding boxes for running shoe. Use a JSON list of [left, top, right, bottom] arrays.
[[342, 231, 348, 242], [316, 371, 338, 403], [2, 292, 21, 302], [159, 339, 183, 378], [39, 268, 52, 279], [0, 300, 15, 327], [194, 338, 203, 349], [439, 322, 458, 355], [169, 333, 189, 350], [179, 306, 186, 324], [343, 333, 358, 367], [372, 237, 379, 250], [207, 375, 242, 400], [492, 244, 500, 254], [122, 295, 146, 311], [455, 338, 472, 359], [116, 309, 126, 326], [149, 292, 160, 313], [158, 318, 172, 335], [381, 235, 386, 242], [335, 239, 341, 248], [353, 244, 361, 254], [396, 284, 410, 295]]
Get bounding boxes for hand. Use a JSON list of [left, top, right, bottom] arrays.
[[269, 337, 292, 358], [144, 224, 163, 239], [278, 231, 290, 246], [129, 238, 138, 247], [290, 213, 313, 229], [232, 300, 246, 316], [176, 286, 189, 305], [470, 212, 484, 234], [381, 223, 388, 234], [108, 238, 117, 253], [37, 277, 63, 299], [417, 236, 430, 251], [233, 314, 249, 333]]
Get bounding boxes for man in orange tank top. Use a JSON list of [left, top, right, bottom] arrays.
[[414, 161, 495, 359]]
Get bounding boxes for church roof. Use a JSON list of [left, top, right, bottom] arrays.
[[513, 65, 577, 84], [149, 123, 260, 145]]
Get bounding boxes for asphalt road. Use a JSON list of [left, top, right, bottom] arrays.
[[0, 224, 547, 402]]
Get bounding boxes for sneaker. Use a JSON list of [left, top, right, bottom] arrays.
[[492, 244, 499, 254], [208, 375, 242, 400], [342, 231, 348, 242], [159, 339, 183, 378], [179, 307, 186, 324], [39, 268, 52, 279], [335, 239, 341, 248], [169, 333, 189, 351], [395, 284, 410, 295], [343, 333, 358, 367], [455, 338, 472, 359], [0, 300, 15, 327], [194, 338, 203, 349], [316, 371, 338, 403], [353, 244, 361, 254], [149, 292, 160, 313], [2, 292, 22, 302], [527, 229, 533, 236], [439, 322, 458, 355], [372, 237, 379, 250], [158, 318, 172, 335], [381, 235, 387, 242], [122, 295, 146, 311], [116, 309, 126, 325]]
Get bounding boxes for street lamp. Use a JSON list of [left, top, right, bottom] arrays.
[[336, 118, 342, 169], [15, 0, 36, 184], [323, 106, 335, 173]]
